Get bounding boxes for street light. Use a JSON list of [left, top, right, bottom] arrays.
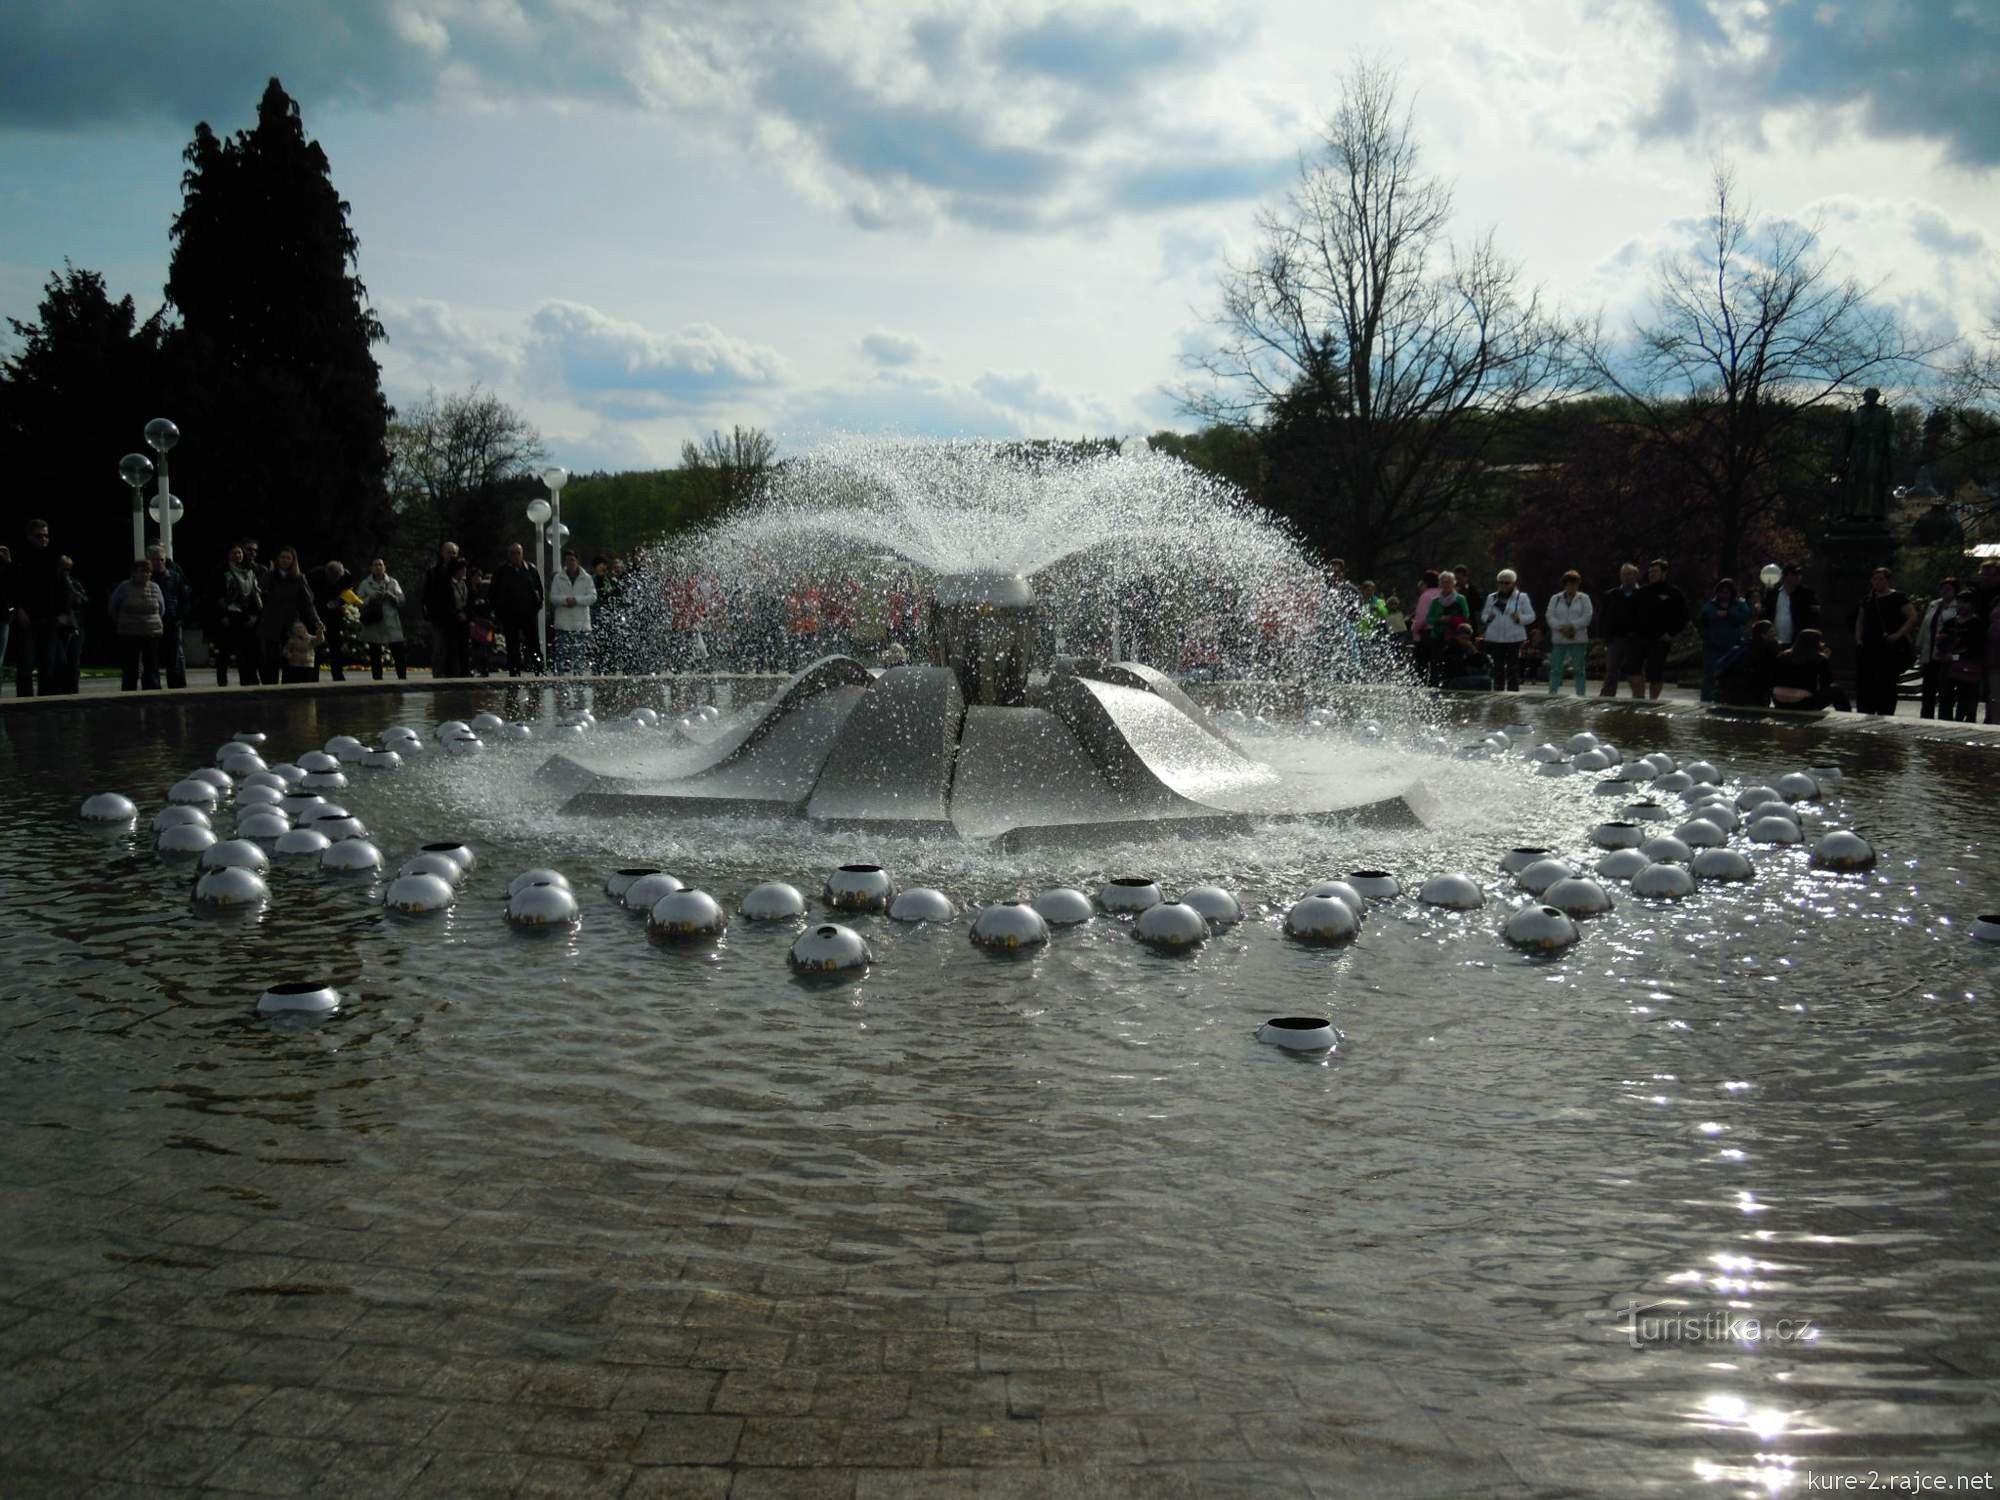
[[525, 496, 553, 666], [148, 494, 185, 527], [145, 418, 180, 560], [538, 467, 568, 671], [1759, 563, 1783, 591], [118, 452, 154, 561]]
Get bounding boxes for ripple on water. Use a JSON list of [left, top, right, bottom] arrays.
[[0, 688, 1995, 1488]]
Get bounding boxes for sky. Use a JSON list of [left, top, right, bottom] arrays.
[[2, 0, 1996, 472]]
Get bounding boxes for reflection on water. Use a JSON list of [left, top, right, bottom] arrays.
[[0, 685, 1996, 1494]]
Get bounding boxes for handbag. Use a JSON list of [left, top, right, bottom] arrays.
[[1948, 657, 1983, 685], [360, 594, 385, 625]]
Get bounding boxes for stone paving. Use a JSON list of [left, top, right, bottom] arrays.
[[0, 1122, 1568, 1498]]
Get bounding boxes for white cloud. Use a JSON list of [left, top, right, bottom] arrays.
[[860, 329, 926, 366], [521, 300, 789, 414]]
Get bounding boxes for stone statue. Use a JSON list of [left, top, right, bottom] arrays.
[[1836, 387, 1896, 523]]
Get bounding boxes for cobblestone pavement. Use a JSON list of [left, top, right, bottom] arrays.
[[0, 1120, 1574, 1498]]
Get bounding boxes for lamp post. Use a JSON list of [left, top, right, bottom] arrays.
[[539, 467, 568, 674], [1759, 563, 1783, 591], [118, 453, 154, 562], [526, 496, 553, 667], [144, 418, 179, 561]]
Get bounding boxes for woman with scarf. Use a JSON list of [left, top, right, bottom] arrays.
[[213, 542, 263, 685]]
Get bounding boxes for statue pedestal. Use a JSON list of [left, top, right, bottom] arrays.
[[1811, 520, 1897, 692]]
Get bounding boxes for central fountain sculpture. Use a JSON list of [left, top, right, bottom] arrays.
[[556, 568, 1432, 849]]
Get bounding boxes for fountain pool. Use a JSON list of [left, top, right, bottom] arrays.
[[2, 681, 1996, 1496]]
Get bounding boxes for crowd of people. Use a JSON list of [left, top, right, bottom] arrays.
[[1340, 554, 2000, 722], [0, 522, 704, 695], [5, 515, 2000, 726]]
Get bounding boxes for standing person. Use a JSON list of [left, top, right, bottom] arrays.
[[422, 541, 467, 679], [1422, 571, 1471, 686], [590, 554, 623, 673], [145, 545, 191, 689], [1761, 563, 1819, 647], [314, 559, 352, 681], [1545, 571, 1592, 696], [1915, 579, 1965, 721], [463, 561, 496, 676], [1852, 566, 1916, 716], [213, 542, 264, 685], [1633, 558, 1689, 701], [1409, 569, 1442, 682], [48, 554, 90, 693], [1479, 569, 1536, 691], [1596, 564, 1642, 697], [548, 550, 596, 675], [108, 559, 164, 691], [12, 519, 61, 697], [253, 547, 322, 685], [1696, 578, 1752, 702], [241, 538, 272, 601], [491, 543, 544, 677], [355, 558, 409, 680], [1978, 559, 2000, 725], [0, 544, 13, 691]]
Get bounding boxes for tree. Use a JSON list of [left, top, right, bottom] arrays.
[[386, 387, 544, 562], [163, 77, 393, 569], [0, 263, 166, 588], [679, 425, 777, 517], [1582, 165, 1945, 577], [1179, 62, 1582, 578]]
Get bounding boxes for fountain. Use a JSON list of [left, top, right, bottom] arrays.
[[548, 441, 1427, 846], [8, 434, 1998, 1498]]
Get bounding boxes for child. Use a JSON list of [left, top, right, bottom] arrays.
[[283, 620, 318, 683]]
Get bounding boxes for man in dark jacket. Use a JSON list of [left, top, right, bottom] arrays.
[[1633, 558, 1689, 700], [490, 543, 544, 676], [12, 519, 61, 697], [422, 541, 467, 678], [0, 544, 13, 690], [1596, 562, 1643, 698], [314, 559, 352, 681], [146, 544, 192, 689], [1760, 563, 1819, 647]]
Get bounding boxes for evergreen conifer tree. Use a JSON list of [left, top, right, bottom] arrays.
[[0, 263, 165, 587], [165, 78, 392, 569]]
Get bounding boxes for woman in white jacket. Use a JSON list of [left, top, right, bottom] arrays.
[[1545, 570, 1593, 696], [548, 550, 597, 675], [1479, 569, 1537, 691], [356, 558, 408, 680]]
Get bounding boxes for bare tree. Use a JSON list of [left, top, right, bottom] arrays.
[[680, 424, 777, 511], [387, 386, 543, 549], [1179, 62, 1583, 576], [1584, 165, 1946, 576]]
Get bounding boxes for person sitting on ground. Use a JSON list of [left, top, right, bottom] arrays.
[[1771, 626, 1840, 711], [1715, 619, 1780, 707], [1437, 618, 1492, 691]]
